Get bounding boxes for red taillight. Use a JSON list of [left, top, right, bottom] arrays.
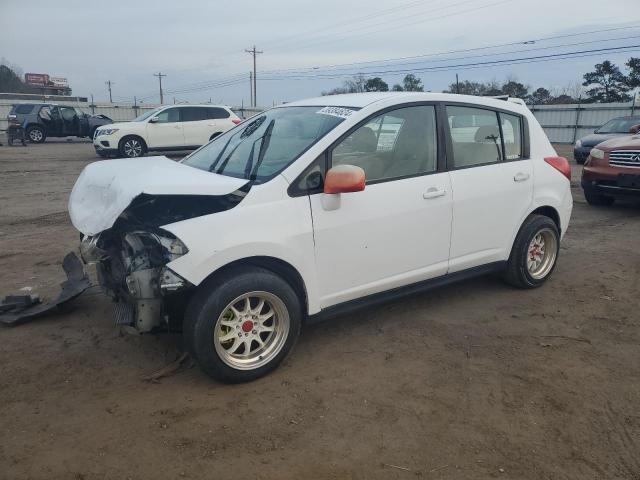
[[232, 119, 242, 125], [544, 156, 571, 181]]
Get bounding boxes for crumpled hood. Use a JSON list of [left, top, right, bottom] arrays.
[[68, 156, 248, 236], [578, 133, 623, 147]]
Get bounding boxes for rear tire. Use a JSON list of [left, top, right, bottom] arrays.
[[584, 189, 614, 206], [27, 125, 46, 143], [118, 136, 146, 158], [184, 266, 302, 383], [504, 214, 560, 289]]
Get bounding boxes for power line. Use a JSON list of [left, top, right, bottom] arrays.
[[153, 72, 167, 104], [257, 44, 640, 80], [128, 25, 640, 101], [260, 25, 640, 75]]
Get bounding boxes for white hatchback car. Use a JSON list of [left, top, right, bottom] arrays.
[[70, 92, 572, 383], [93, 104, 241, 158]]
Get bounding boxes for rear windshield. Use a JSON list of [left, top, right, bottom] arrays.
[[182, 106, 355, 182], [596, 118, 640, 134]]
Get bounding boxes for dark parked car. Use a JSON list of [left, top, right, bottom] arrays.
[[574, 115, 640, 164], [7, 103, 112, 143]]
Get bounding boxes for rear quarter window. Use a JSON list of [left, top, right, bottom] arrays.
[[207, 107, 231, 119], [14, 105, 35, 114]]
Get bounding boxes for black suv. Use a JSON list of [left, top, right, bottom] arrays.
[[7, 103, 112, 143]]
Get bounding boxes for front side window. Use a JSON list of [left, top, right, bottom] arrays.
[[447, 106, 502, 168], [332, 105, 438, 182], [60, 106, 78, 121], [182, 106, 350, 182], [154, 108, 179, 123]]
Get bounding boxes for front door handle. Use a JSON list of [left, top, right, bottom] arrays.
[[514, 172, 530, 182], [423, 187, 446, 199]]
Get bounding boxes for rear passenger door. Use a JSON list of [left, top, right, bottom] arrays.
[[180, 107, 212, 147], [446, 105, 532, 272]]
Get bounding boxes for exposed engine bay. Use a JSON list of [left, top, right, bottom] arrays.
[[80, 191, 245, 333]]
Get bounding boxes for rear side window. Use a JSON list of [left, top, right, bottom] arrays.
[[14, 105, 34, 114], [447, 106, 503, 168], [206, 107, 231, 119], [180, 107, 209, 122], [447, 106, 528, 168]]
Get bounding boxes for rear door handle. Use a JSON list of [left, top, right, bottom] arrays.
[[514, 172, 530, 182], [423, 187, 446, 199]]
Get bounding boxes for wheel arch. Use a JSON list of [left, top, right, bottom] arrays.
[[197, 256, 309, 316], [507, 204, 562, 261], [118, 134, 148, 151], [530, 205, 561, 234]]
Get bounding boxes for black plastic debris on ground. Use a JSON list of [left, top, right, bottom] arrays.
[[0, 252, 92, 326]]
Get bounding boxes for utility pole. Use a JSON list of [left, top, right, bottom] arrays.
[[105, 80, 114, 103], [455, 74, 460, 94], [153, 72, 166, 104], [249, 71, 253, 108], [245, 46, 263, 107]]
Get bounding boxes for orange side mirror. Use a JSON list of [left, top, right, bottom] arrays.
[[324, 165, 366, 194], [629, 124, 640, 134]]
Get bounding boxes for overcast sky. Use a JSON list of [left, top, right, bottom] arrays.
[[1, 0, 639, 106]]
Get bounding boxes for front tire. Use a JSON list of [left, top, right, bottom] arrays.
[[583, 188, 614, 206], [27, 125, 46, 143], [504, 215, 560, 289], [118, 136, 146, 158], [184, 266, 302, 383]]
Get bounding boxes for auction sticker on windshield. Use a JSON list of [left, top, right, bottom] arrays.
[[316, 106, 356, 119]]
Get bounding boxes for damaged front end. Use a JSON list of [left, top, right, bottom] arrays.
[[82, 225, 191, 333], [68, 156, 249, 333]]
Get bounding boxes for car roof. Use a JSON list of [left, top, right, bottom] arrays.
[[280, 92, 528, 112], [162, 104, 230, 108]]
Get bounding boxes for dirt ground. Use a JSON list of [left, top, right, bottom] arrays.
[[0, 139, 639, 480]]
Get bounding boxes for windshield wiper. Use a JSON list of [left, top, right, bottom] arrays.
[[248, 119, 275, 182]]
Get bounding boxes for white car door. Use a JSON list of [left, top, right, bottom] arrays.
[[308, 104, 453, 308], [446, 105, 533, 272], [146, 107, 185, 149], [180, 107, 212, 147]]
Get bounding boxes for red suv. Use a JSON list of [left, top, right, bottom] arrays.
[[581, 124, 640, 205]]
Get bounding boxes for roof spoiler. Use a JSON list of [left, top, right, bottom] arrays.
[[489, 95, 526, 106]]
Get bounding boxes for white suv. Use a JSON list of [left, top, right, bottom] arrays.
[[70, 92, 573, 383], [93, 104, 241, 158]]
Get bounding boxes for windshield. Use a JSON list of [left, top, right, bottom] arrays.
[[133, 108, 162, 122], [596, 118, 640, 134], [182, 106, 354, 182]]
